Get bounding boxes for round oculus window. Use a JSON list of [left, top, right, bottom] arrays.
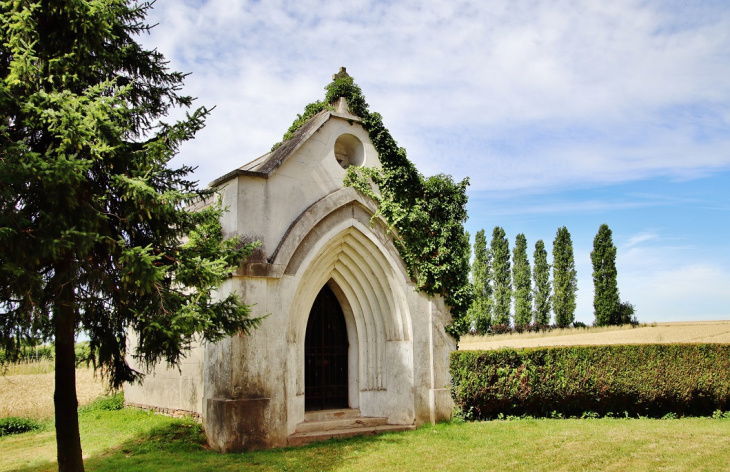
[[334, 134, 364, 169]]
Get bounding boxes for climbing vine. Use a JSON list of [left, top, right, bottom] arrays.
[[276, 75, 473, 338]]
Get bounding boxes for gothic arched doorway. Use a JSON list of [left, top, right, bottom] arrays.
[[305, 284, 349, 411]]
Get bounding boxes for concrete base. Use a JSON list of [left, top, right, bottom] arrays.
[[205, 397, 271, 452]]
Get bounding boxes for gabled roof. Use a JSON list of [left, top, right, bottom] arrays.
[[209, 98, 361, 188]]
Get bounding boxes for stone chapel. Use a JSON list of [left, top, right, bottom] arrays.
[[125, 68, 456, 451]]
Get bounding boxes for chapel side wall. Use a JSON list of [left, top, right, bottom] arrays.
[[122, 180, 239, 416], [124, 331, 205, 415]]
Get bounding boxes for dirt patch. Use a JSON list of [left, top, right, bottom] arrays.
[[459, 321, 730, 351], [0, 368, 108, 419]]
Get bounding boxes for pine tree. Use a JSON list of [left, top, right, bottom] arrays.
[[0, 3, 259, 470], [552, 227, 577, 328], [532, 239, 552, 325], [490, 226, 512, 326], [468, 229, 492, 333], [512, 233, 532, 326], [592, 224, 620, 326]]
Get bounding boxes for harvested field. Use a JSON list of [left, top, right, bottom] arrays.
[[0, 368, 108, 419], [459, 320, 730, 351]]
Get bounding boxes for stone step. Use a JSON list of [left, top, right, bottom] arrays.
[[303, 408, 362, 422], [287, 423, 416, 447], [296, 415, 388, 433]]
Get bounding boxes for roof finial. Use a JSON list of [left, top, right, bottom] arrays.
[[332, 67, 350, 80]]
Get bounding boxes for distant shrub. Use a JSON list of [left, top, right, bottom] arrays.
[[572, 321, 588, 328], [488, 322, 554, 335], [0, 344, 53, 363], [490, 323, 512, 335], [616, 301, 638, 326], [450, 344, 730, 420], [74, 342, 90, 365], [0, 417, 43, 436], [0, 342, 89, 364]]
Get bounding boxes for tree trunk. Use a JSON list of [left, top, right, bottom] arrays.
[[54, 283, 85, 472]]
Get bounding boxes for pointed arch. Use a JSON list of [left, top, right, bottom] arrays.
[[288, 220, 413, 396]]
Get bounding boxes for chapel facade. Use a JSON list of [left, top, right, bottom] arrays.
[[125, 69, 456, 451]]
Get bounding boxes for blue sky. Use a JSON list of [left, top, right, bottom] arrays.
[[140, 0, 730, 324]]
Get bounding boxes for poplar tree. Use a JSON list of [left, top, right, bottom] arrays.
[[0, 3, 260, 470], [512, 233, 532, 326], [592, 224, 620, 326], [532, 239, 551, 325], [468, 229, 492, 334], [490, 226, 511, 326], [552, 227, 577, 328]]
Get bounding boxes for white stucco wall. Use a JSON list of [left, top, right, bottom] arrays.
[[124, 331, 205, 414], [228, 117, 379, 257]]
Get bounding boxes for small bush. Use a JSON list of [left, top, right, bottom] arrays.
[[0, 417, 43, 436], [451, 344, 730, 420], [81, 392, 124, 412]]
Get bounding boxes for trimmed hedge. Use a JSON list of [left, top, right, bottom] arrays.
[[450, 344, 730, 419]]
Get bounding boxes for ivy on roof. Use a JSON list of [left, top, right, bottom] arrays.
[[275, 73, 473, 338]]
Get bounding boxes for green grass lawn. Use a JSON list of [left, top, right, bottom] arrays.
[[2, 407, 730, 471]]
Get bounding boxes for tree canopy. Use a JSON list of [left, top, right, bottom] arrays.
[[468, 229, 492, 334], [490, 226, 511, 326], [532, 239, 551, 325], [0, 2, 259, 470], [552, 226, 577, 328], [512, 233, 532, 326], [591, 224, 620, 326]]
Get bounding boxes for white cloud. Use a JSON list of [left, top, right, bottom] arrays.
[[132, 1, 730, 323], [136, 0, 730, 189], [471, 198, 650, 217], [620, 264, 730, 322], [621, 232, 659, 249]]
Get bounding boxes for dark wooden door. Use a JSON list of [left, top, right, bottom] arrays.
[[305, 285, 349, 411]]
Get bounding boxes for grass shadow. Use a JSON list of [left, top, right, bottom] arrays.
[[9, 419, 415, 472]]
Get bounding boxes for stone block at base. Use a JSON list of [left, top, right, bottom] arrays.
[[205, 397, 271, 452]]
